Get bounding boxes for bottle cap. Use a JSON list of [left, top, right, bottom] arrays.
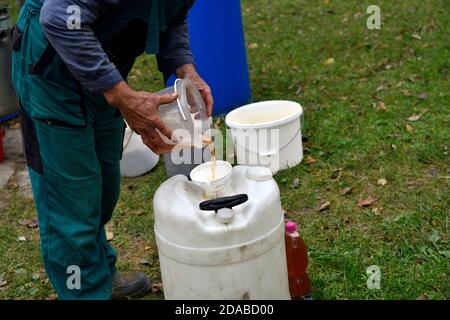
[[285, 221, 297, 233]]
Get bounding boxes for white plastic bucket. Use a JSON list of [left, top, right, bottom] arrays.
[[120, 128, 159, 177], [225, 100, 303, 173]]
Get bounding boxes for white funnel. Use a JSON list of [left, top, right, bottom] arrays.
[[190, 160, 232, 196]]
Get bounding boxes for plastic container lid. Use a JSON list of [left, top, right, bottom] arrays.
[[285, 221, 297, 233]]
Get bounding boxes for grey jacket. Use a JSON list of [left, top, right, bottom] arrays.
[[39, 0, 194, 92]]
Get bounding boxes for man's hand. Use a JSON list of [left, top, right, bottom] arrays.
[[103, 81, 177, 155], [176, 64, 213, 117]]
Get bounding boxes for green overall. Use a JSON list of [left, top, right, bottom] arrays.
[[12, 0, 190, 299]]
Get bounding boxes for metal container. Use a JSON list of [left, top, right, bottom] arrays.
[[0, 7, 18, 119]]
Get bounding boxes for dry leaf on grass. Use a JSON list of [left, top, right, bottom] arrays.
[[372, 207, 381, 216], [47, 294, 58, 300], [19, 217, 38, 229], [248, 43, 258, 49], [417, 92, 428, 100], [406, 124, 414, 132], [318, 201, 331, 212], [151, 282, 163, 294], [340, 187, 353, 195], [139, 259, 152, 266], [304, 156, 317, 164], [358, 196, 377, 207], [377, 178, 387, 186], [323, 58, 335, 65], [407, 114, 421, 122], [0, 274, 7, 289], [106, 231, 114, 241], [377, 102, 387, 111]]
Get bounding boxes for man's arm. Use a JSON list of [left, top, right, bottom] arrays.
[[157, 3, 214, 116], [40, 0, 122, 92], [156, 4, 195, 80]]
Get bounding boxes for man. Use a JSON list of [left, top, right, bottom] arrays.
[[12, 0, 212, 300]]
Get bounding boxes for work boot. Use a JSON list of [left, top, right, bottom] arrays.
[[111, 271, 152, 300]]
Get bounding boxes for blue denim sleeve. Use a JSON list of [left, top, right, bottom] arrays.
[[156, 5, 195, 79], [40, 0, 123, 92]]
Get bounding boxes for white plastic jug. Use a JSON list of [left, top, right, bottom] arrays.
[[153, 164, 290, 300], [120, 128, 159, 177]]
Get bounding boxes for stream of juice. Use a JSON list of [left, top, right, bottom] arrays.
[[202, 136, 216, 179]]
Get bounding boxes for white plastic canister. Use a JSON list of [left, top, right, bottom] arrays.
[[153, 165, 290, 300], [120, 128, 159, 177], [225, 101, 303, 173]]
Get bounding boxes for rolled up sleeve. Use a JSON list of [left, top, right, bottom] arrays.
[[40, 0, 123, 92], [156, 4, 195, 78]]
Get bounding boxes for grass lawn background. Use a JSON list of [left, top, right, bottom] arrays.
[[0, 0, 448, 299]]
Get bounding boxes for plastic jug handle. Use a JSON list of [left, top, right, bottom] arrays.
[[199, 194, 248, 212]]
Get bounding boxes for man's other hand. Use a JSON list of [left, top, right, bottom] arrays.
[[176, 64, 213, 117]]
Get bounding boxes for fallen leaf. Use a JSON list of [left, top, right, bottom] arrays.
[[144, 246, 152, 251], [106, 231, 114, 241], [406, 124, 414, 133], [376, 85, 385, 92], [19, 217, 38, 229], [139, 258, 152, 266], [358, 196, 377, 207], [151, 282, 163, 294], [248, 43, 258, 49], [416, 294, 428, 300], [372, 207, 381, 216], [0, 274, 7, 288], [340, 187, 353, 195], [417, 92, 428, 100], [377, 178, 387, 186], [323, 58, 335, 65], [394, 81, 404, 88], [402, 89, 413, 97], [18, 236, 27, 241], [407, 114, 421, 122], [318, 201, 331, 212], [411, 33, 422, 40], [377, 102, 386, 111], [304, 156, 317, 164], [47, 294, 58, 300], [0, 279, 7, 288]]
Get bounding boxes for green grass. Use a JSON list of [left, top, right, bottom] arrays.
[[1, 0, 449, 300]]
